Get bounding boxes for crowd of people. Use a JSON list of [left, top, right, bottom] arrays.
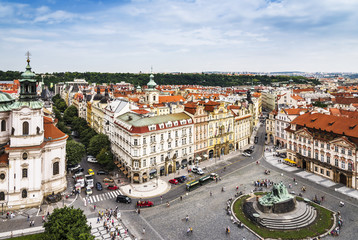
[[96, 207, 129, 240], [253, 179, 273, 188]]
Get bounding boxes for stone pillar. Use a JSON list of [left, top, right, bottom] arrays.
[[139, 172, 143, 184]]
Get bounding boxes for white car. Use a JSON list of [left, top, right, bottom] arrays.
[[192, 166, 204, 175], [87, 155, 98, 163], [242, 152, 251, 157]]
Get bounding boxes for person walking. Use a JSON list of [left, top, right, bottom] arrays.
[[138, 208, 140, 214], [142, 227, 146, 235], [185, 215, 189, 222]]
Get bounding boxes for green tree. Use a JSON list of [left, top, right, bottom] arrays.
[[96, 148, 114, 169], [43, 206, 94, 240], [63, 105, 78, 124], [80, 128, 97, 148], [66, 140, 85, 165], [312, 101, 328, 108], [53, 107, 63, 122], [57, 121, 71, 136], [52, 94, 62, 103], [72, 117, 89, 135], [87, 134, 110, 157]]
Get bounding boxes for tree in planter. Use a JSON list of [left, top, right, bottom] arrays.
[[43, 206, 94, 240], [87, 134, 110, 157], [63, 105, 78, 125], [66, 140, 86, 165], [96, 148, 114, 169]]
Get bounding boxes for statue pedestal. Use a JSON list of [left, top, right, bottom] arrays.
[[257, 197, 296, 213]]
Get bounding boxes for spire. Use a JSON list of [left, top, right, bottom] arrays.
[[147, 67, 157, 90], [19, 51, 38, 101]]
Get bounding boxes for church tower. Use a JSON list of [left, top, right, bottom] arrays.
[[145, 70, 159, 105]]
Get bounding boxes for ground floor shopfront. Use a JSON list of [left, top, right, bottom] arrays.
[[295, 153, 356, 189]]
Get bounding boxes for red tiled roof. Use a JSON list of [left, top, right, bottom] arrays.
[[159, 95, 185, 103], [132, 109, 150, 114], [335, 97, 358, 105], [44, 116, 68, 141], [284, 108, 309, 115]]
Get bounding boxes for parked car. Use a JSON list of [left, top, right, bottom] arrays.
[[88, 169, 95, 175], [174, 176, 187, 183], [242, 152, 251, 157], [137, 200, 153, 207], [116, 195, 131, 204], [73, 167, 84, 175], [97, 170, 109, 175], [86, 187, 93, 196], [87, 155, 98, 163], [67, 163, 80, 172], [191, 166, 204, 175], [103, 177, 114, 183], [169, 179, 179, 185], [96, 182, 103, 191], [108, 184, 119, 190], [46, 193, 61, 203]]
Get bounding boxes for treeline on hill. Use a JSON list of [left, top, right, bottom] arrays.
[[0, 70, 319, 87], [52, 94, 114, 170]]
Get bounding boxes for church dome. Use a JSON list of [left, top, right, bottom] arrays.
[[0, 91, 15, 103], [147, 73, 157, 89]]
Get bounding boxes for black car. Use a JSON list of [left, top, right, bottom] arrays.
[[175, 176, 187, 183], [73, 167, 84, 175], [116, 195, 131, 204], [46, 193, 61, 203], [244, 149, 253, 154], [96, 182, 103, 191], [97, 170, 109, 175]]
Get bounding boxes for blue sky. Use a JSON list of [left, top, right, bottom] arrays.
[[1, 0, 358, 73]]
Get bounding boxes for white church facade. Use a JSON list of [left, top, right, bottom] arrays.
[[0, 57, 68, 210]]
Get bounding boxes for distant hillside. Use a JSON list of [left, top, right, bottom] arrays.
[[0, 70, 319, 88]]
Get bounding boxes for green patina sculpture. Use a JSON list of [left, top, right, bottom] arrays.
[[259, 182, 294, 206]]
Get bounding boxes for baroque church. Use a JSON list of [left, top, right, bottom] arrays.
[[0, 56, 68, 210]]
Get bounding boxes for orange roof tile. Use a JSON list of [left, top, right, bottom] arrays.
[[44, 116, 68, 141], [284, 108, 309, 115], [159, 95, 185, 103]]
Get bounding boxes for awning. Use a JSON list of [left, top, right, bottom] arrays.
[[127, 173, 131, 178], [133, 176, 139, 181], [149, 169, 157, 174], [284, 158, 296, 164], [196, 157, 202, 160], [120, 167, 125, 171], [116, 164, 121, 168], [123, 170, 128, 175], [181, 159, 188, 165], [203, 154, 209, 158], [276, 149, 287, 153], [143, 175, 148, 179]]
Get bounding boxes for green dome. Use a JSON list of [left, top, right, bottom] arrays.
[[0, 91, 15, 103], [147, 73, 157, 89], [20, 60, 36, 81]]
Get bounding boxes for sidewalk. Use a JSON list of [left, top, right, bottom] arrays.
[[264, 147, 358, 200]]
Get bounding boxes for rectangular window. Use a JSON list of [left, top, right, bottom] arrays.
[[315, 152, 318, 160], [168, 132, 171, 139], [175, 131, 178, 137], [210, 140, 213, 146], [143, 148, 146, 155], [134, 150, 138, 157], [348, 162, 353, 171], [315, 141, 318, 147], [143, 159, 146, 167], [151, 146, 155, 153], [321, 155, 324, 162], [22, 168, 28, 178], [161, 134, 164, 140], [143, 137, 146, 144], [308, 139, 311, 144], [189, 146, 192, 153], [341, 148, 345, 154], [348, 150, 352, 156], [326, 144, 330, 150], [320, 143, 324, 148], [134, 161, 139, 168], [326, 171, 330, 177], [335, 159, 338, 167], [175, 140, 178, 147], [320, 168, 324, 174], [168, 142, 171, 149], [327, 156, 330, 164], [134, 139, 138, 146], [161, 155, 164, 162], [335, 146, 338, 152], [150, 135, 156, 143], [341, 162, 345, 169], [314, 166, 318, 172], [308, 150, 311, 157]]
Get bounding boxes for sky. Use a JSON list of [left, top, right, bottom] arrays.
[[1, 0, 358, 73]]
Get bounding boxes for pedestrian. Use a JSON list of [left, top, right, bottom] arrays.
[[94, 205, 96, 210], [27, 215, 30, 222], [160, 196, 163, 203], [236, 186, 239, 191], [321, 196, 325, 202], [136, 208, 138, 214], [42, 216, 45, 223], [129, 189, 131, 194], [142, 227, 145, 235], [47, 211, 50, 217], [180, 196, 183, 201], [138, 208, 140, 214], [185, 215, 189, 222], [210, 191, 212, 196], [293, 177, 296, 182], [97, 217, 100, 224]]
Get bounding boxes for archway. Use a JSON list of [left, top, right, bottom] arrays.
[[209, 150, 214, 159], [229, 144, 234, 151], [221, 147, 225, 156], [339, 173, 347, 186], [302, 160, 306, 170], [168, 164, 173, 174], [133, 173, 140, 183], [142, 172, 148, 182]]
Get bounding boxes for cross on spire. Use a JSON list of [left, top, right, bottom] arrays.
[[25, 51, 31, 62]]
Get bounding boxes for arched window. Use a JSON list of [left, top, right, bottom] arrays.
[[1, 120, 6, 132], [22, 189, 27, 198], [23, 121, 29, 135], [22, 168, 28, 178], [0, 192, 5, 201], [53, 162, 59, 175]]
